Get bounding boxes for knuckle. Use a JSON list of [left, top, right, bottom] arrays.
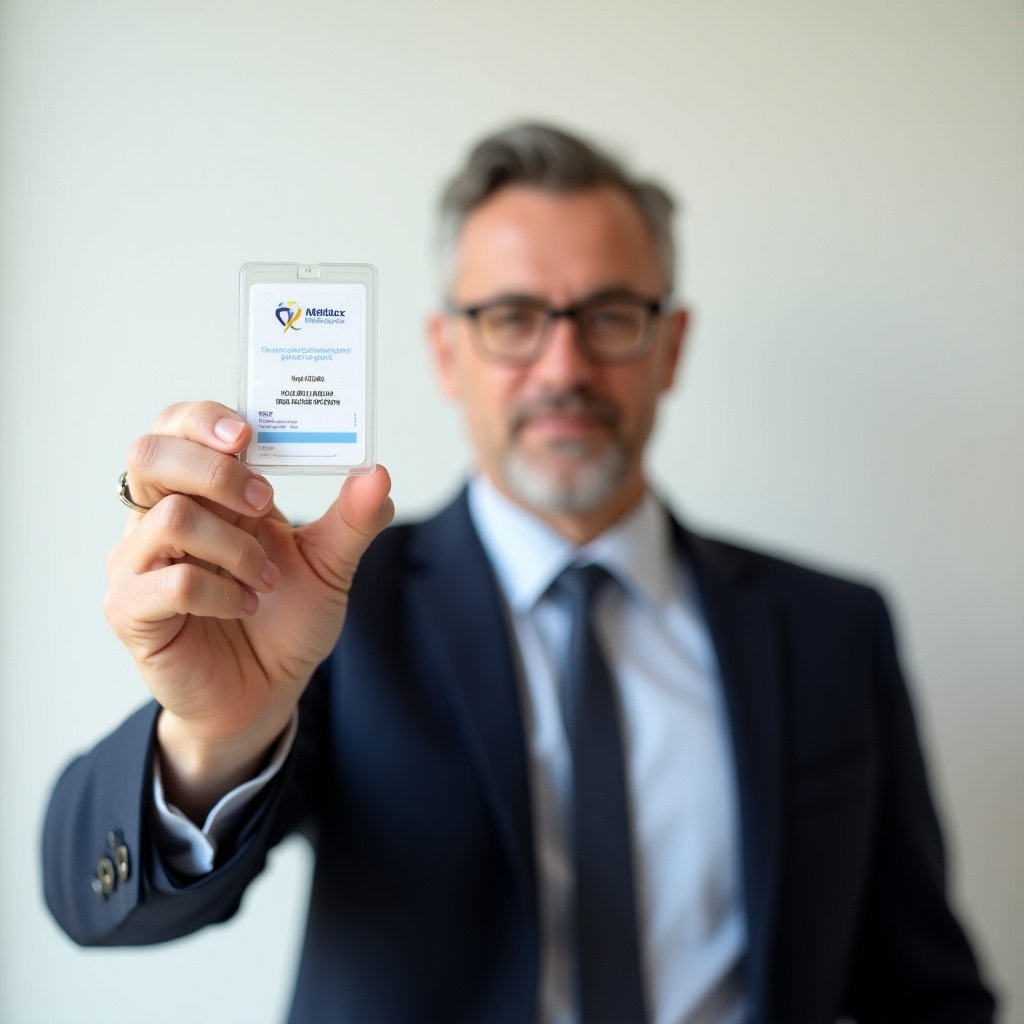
[[151, 492, 194, 535], [159, 562, 199, 610], [204, 454, 239, 495], [105, 542, 123, 575], [227, 532, 261, 577], [157, 562, 241, 616], [337, 505, 375, 543], [153, 402, 185, 433], [103, 574, 140, 635], [102, 586, 124, 631], [183, 403, 211, 439], [127, 433, 162, 475], [196, 399, 230, 421]]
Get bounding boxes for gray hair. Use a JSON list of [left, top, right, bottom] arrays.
[[437, 122, 678, 295]]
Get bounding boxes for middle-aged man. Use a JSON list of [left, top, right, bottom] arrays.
[[44, 124, 997, 1023]]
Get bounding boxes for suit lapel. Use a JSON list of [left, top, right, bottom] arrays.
[[401, 495, 784, 1015], [677, 523, 785, 1019], [405, 491, 537, 914]]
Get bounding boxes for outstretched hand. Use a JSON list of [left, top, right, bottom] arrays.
[[104, 401, 394, 818]]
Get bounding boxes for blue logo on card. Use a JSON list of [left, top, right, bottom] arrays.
[[275, 300, 303, 332]]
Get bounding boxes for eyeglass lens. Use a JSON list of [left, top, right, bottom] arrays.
[[475, 302, 651, 361]]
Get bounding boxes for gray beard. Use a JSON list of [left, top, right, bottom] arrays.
[[501, 439, 629, 516]]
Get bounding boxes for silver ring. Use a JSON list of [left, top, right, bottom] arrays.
[[117, 471, 152, 514]]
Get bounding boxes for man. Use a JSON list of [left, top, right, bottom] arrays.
[[43, 124, 996, 1023]]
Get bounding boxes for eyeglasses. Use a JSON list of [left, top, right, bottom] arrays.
[[448, 293, 671, 366]]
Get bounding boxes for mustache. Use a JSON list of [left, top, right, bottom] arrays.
[[509, 390, 620, 436]]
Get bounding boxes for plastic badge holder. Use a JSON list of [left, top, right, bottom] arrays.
[[239, 262, 377, 475]]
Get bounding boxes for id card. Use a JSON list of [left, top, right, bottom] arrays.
[[239, 262, 377, 474]]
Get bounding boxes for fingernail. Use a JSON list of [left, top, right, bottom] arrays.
[[214, 417, 246, 444], [244, 477, 273, 510], [261, 561, 280, 589], [242, 589, 259, 615]]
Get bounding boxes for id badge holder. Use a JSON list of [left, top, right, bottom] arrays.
[[238, 262, 377, 475]]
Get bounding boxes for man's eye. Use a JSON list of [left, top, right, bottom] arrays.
[[486, 308, 537, 332], [587, 307, 641, 330]]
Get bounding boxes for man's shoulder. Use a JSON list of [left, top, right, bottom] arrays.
[[676, 524, 903, 674], [678, 519, 887, 616]]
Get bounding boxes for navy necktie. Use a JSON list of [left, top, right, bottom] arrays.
[[560, 564, 647, 1024]]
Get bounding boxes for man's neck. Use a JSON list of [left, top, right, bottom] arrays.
[[482, 470, 648, 546]]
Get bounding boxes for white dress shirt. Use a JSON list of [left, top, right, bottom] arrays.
[[468, 478, 747, 1024], [155, 478, 748, 1023]]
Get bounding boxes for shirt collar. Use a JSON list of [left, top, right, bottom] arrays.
[[467, 475, 677, 614]]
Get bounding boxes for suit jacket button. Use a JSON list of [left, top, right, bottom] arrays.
[[115, 843, 131, 883], [93, 856, 116, 898]]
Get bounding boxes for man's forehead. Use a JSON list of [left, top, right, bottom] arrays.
[[451, 184, 663, 300]]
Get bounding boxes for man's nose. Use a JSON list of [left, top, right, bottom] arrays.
[[532, 315, 596, 385]]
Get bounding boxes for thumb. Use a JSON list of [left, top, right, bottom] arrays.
[[297, 466, 395, 591]]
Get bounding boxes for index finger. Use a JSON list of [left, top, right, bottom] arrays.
[[153, 401, 253, 454], [119, 401, 271, 521]]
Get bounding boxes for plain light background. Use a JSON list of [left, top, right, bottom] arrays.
[[1, 1, 1021, 1021]]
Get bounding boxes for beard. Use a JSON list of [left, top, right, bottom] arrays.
[[499, 390, 631, 515]]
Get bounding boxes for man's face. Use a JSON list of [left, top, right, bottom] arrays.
[[430, 185, 686, 536]]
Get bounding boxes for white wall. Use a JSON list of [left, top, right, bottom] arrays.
[[1, 1, 1021, 1021]]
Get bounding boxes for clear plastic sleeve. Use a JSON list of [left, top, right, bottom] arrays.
[[238, 261, 377, 475]]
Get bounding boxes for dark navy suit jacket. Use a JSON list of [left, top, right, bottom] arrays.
[[43, 491, 996, 1022]]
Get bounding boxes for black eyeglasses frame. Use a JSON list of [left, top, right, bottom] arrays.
[[447, 293, 672, 366]]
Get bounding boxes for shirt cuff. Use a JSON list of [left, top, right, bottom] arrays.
[[151, 712, 299, 876]]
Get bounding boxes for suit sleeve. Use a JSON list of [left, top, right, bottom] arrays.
[[41, 669, 327, 948], [842, 590, 998, 1022]]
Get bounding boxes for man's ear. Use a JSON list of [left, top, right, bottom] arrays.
[[427, 312, 461, 399], [659, 307, 690, 392]]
